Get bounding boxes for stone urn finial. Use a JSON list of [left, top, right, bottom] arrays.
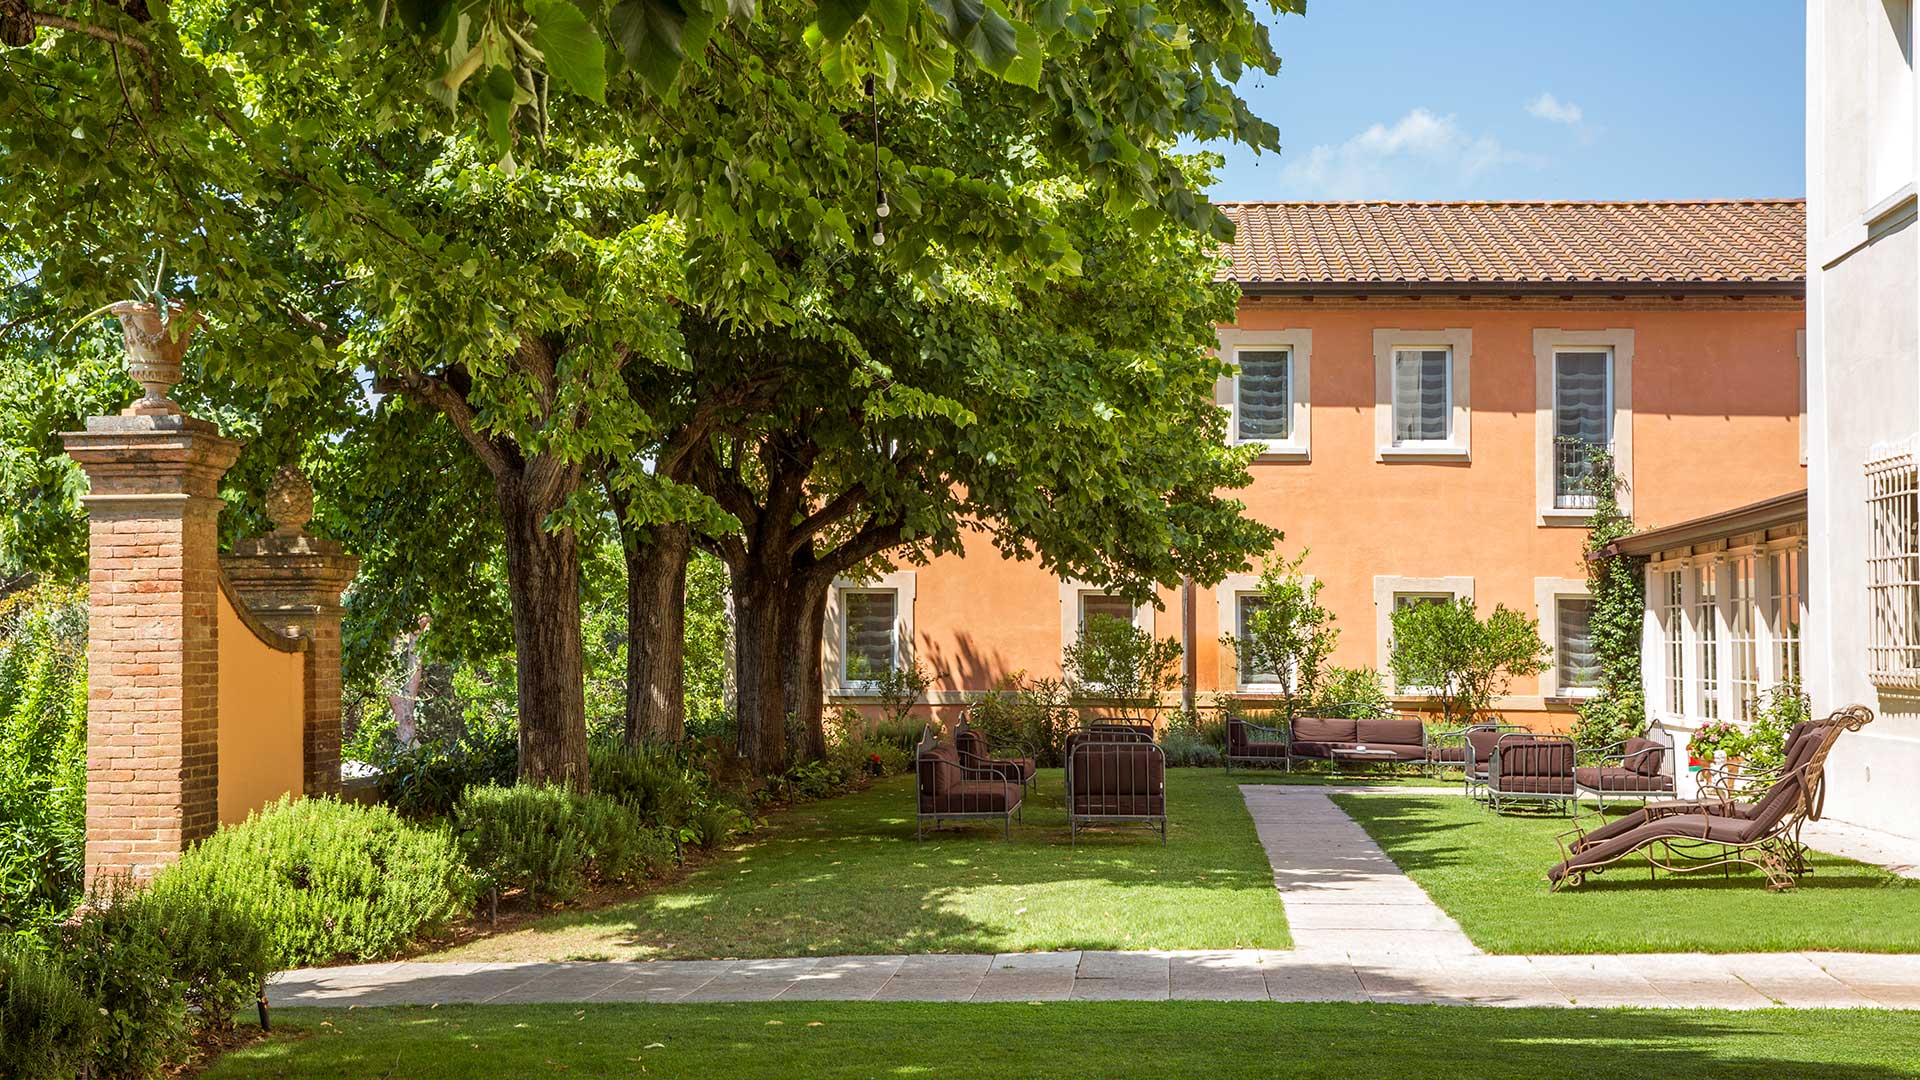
[[265, 467, 315, 536], [110, 301, 202, 417]]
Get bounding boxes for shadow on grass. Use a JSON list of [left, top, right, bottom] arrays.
[[226, 1002, 1920, 1080]]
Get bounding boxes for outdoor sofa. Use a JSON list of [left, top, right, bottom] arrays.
[[913, 736, 1025, 840], [1066, 735, 1167, 845], [1225, 707, 1428, 773], [1548, 706, 1874, 890]]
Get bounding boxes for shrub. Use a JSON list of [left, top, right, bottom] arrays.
[[456, 784, 671, 906], [588, 740, 708, 829], [869, 659, 933, 726], [764, 758, 857, 805], [1063, 613, 1183, 714], [0, 938, 97, 1080], [0, 583, 88, 934], [687, 800, 750, 850], [1306, 665, 1390, 718], [1744, 681, 1812, 772], [866, 716, 925, 754], [1159, 729, 1222, 767], [374, 726, 518, 820], [59, 883, 192, 1079], [1222, 550, 1338, 718], [1388, 599, 1550, 726], [144, 880, 275, 1029], [1573, 444, 1648, 750], [967, 673, 1075, 766], [158, 797, 472, 967]]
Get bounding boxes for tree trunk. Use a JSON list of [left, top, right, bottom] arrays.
[[497, 475, 590, 790], [618, 519, 691, 746], [781, 574, 831, 763], [728, 565, 790, 774]]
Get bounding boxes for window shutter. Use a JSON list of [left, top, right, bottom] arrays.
[[1392, 349, 1450, 443], [843, 591, 897, 682], [1236, 350, 1290, 440]]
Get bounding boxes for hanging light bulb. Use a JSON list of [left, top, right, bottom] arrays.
[[876, 189, 891, 219]]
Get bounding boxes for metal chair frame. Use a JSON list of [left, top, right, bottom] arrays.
[[914, 736, 1026, 841], [1485, 732, 1579, 815], [1456, 722, 1525, 799]]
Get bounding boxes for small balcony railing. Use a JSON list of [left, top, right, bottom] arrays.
[[1554, 438, 1611, 510]]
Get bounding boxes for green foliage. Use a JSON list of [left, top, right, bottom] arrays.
[[965, 673, 1075, 766], [456, 785, 672, 905], [0, 584, 88, 935], [1572, 445, 1648, 750], [158, 798, 473, 967], [57, 884, 193, 1080], [1745, 681, 1812, 773], [0, 938, 97, 1080], [1304, 666, 1390, 719], [587, 741, 711, 828], [137, 881, 276, 1032], [681, 551, 732, 738], [1158, 729, 1222, 768], [373, 726, 520, 820], [868, 658, 932, 727], [1222, 549, 1337, 718], [1063, 614, 1184, 713], [1388, 599, 1551, 726]]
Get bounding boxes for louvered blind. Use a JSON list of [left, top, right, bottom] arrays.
[[1554, 351, 1611, 444], [1236, 595, 1282, 684], [843, 590, 897, 682], [1080, 593, 1135, 629], [1392, 348, 1450, 443], [1236, 349, 1290, 440], [1555, 597, 1600, 690]]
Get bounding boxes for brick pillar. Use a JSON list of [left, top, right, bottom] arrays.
[[221, 467, 359, 797], [62, 414, 241, 883]]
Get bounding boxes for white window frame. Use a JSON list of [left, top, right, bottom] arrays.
[[1373, 574, 1474, 696], [1534, 577, 1599, 701], [1218, 327, 1311, 461], [823, 570, 916, 696], [1373, 328, 1472, 461], [1533, 329, 1634, 525], [1213, 571, 1311, 694]]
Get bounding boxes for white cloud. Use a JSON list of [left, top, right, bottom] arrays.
[[1527, 92, 1584, 125], [1278, 109, 1537, 199]]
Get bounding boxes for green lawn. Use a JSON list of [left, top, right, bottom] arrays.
[[202, 1003, 1920, 1079], [1334, 794, 1920, 954], [435, 769, 1288, 961]]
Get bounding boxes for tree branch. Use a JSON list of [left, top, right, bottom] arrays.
[[786, 483, 866, 557], [28, 13, 150, 57], [385, 369, 515, 479]]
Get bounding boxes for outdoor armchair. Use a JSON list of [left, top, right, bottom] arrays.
[[1549, 706, 1874, 890], [954, 714, 1036, 792], [1225, 713, 1290, 773], [1573, 736, 1674, 807], [1067, 736, 1167, 845], [1460, 723, 1523, 800], [914, 737, 1025, 840], [1485, 733, 1577, 814]]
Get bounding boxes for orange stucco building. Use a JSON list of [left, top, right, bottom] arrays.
[[823, 201, 1809, 729]]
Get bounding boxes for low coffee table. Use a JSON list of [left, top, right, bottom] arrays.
[[1328, 746, 1399, 779]]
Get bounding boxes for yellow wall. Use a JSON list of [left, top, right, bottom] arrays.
[[216, 582, 306, 824]]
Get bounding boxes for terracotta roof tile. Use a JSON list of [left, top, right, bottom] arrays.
[[1217, 200, 1805, 290]]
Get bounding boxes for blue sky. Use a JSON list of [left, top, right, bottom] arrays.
[[1202, 1, 1807, 202]]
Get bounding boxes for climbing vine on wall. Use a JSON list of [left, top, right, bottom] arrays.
[[1572, 445, 1648, 750]]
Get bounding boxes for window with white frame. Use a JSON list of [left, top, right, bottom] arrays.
[[1234, 350, 1291, 443], [1233, 594, 1284, 687], [1769, 547, 1804, 686], [1727, 554, 1758, 720], [840, 589, 898, 685], [1662, 570, 1685, 715], [1693, 563, 1720, 720], [1554, 596, 1600, 693], [1867, 453, 1920, 688], [1552, 349, 1612, 510], [1391, 348, 1451, 445]]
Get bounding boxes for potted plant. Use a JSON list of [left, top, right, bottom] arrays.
[[1689, 720, 1749, 778], [69, 256, 203, 414]]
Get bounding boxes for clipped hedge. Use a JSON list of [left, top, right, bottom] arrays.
[[158, 796, 472, 967], [456, 784, 675, 906], [0, 937, 97, 1080]]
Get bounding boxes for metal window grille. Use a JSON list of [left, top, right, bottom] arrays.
[[1235, 350, 1290, 441], [1867, 454, 1920, 688]]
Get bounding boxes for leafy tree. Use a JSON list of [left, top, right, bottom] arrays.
[[1064, 613, 1184, 715], [1304, 665, 1389, 719], [1222, 549, 1337, 719], [1388, 598, 1551, 727], [867, 657, 932, 728], [1570, 445, 1649, 751]]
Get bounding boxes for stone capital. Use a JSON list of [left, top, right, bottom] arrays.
[[61, 414, 242, 504]]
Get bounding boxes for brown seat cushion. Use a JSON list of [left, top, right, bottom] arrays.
[[1428, 744, 1468, 762], [1464, 727, 1505, 764], [1575, 766, 1674, 793], [1289, 741, 1339, 759], [1072, 794, 1166, 816], [1291, 716, 1357, 744], [927, 781, 1021, 815], [1494, 774, 1576, 794], [1071, 743, 1165, 797], [1237, 740, 1289, 759], [1550, 812, 1750, 882], [1357, 717, 1425, 747]]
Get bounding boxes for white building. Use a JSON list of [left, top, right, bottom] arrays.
[[1806, 0, 1920, 837]]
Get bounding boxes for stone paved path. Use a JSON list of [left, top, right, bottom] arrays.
[[269, 784, 1920, 1011]]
